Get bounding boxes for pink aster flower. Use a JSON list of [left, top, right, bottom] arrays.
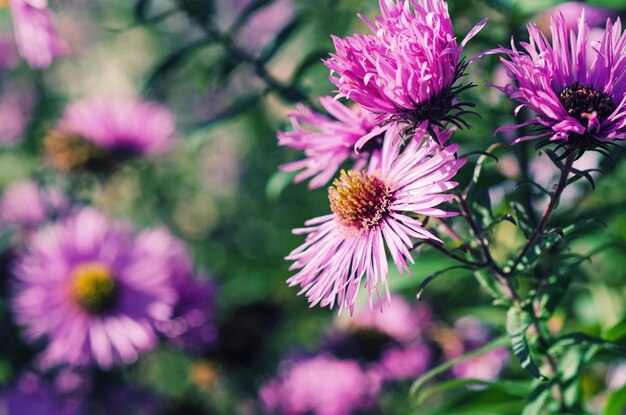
[[445, 317, 509, 381], [325, 0, 486, 135], [0, 180, 67, 229], [286, 124, 465, 313], [278, 97, 388, 188], [4, 0, 66, 68], [260, 355, 379, 415], [492, 12, 626, 156], [10, 208, 178, 369], [46, 99, 177, 171], [537, 2, 616, 34]]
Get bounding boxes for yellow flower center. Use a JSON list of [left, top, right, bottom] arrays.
[[329, 170, 392, 231], [71, 262, 117, 314], [44, 131, 105, 171], [0, 0, 9, 9]]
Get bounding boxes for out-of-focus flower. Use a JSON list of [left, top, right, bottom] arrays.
[[536, 2, 617, 34], [0, 372, 83, 415], [151, 229, 218, 352], [44, 99, 177, 172], [346, 294, 432, 342], [492, 13, 626, 155], [0, 89, 33, 146], [287, 124, 464, 314], [10, 208, 179, 368], [260, 355, 379, 415], [325, 0, 486, 136], [2, 0, 66, 68], [216, 0, 294, 55], [0, 33, 18, 70], [442, 317, 509, 381], [279, 97, 388, 189], [0, 180, 67, 229], [372, 343, 431, 381]]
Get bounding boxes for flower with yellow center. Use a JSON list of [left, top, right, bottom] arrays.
[[70, 262, 117, 314], [44, 131, 105, 171], [329, 170, 392, 232]]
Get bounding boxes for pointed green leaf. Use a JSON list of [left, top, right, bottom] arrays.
[[506, 307, 547, 380]]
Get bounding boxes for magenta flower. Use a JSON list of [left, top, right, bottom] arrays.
[[149, 229, 218, 352], [492, 13, 626, 156], [446, 317, 509, 381], [46, 99, 177, 171], [10, 208, 178, 368], [278, 97, 388, 188], [538, 2, 616, 33], [286, 124, 464, 313], [260, 355, 379, 415], [0, 180, 67, 229], [4, 0, 66, 68], [1, 372, 83, 415], [372, 343, 431, 381], [325, 0, 486, 135]]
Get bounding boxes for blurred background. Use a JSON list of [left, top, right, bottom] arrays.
[[0, 0, 625, 414]]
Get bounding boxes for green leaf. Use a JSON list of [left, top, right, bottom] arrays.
[[536, 273, 571, 319], [259, 15, 305, 63], [464, 143, 501, 197], [511, 202, 534, 238], [266, 170, 297, 201], [134, 0, 152, 22], [551, 332, 626, 356], [604, 384, 626, 415], [473, 270, 510, 304], [410, 335, 509, 397], [604, 320, 626, 342], [416, 265, 474, 301], [521, 380, 554, 415], [506, 307, 547, 380], [417, 378, 533, 404]]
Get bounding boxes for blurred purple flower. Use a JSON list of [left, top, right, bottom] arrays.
[[492, 13, 626, 154], [216, 0, 294, 55], [150, 229, 218, 352], [287, 124, 463, 314], [10, 208, 179, 369], [538, 2, 617, 33], [260, 355, 379, 415], [46, 99, 177, 171], [447, 317, 508, 381], [324, 0, 486, 134], [371, 343, 431, 381], [279, 97, 388, 189], [0, 89, 33, 146], [1, 372, 83, 415], [348, 294, 432, 342], [0, 180, 67, 229], [0, 33, 18, 70], [5, 0, 66, 68]]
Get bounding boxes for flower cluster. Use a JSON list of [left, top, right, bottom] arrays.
[[280, 0, 485, 313], [259, 297, 509, 414]]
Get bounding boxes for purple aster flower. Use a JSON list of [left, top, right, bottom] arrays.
[[324, 0, 486, 136], [10, 208, 178, 369], [286, 123, 464, 314], [0, 33, 18, 70], [278, 97, 388, 188], [1, 372, 83, 415], [370, 343, 431, 381], [45, 99, 177, 171], [260, 355, 379, 415], [492, 12, 626, 156], [537, 2, 617, 34], [149, 229, 218, 352], [3, 0, 66, 68], [0, 89, 33, 147], [346, 294, 433, 342], [444, 317, 509, 381], [0, 180, 67, 229]]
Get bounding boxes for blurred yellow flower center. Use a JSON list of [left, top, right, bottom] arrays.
[[44, 131, 105, 171], [71, 262, 117, 314], [329, 170, 392, 231], [0, 0, 9, 9]]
